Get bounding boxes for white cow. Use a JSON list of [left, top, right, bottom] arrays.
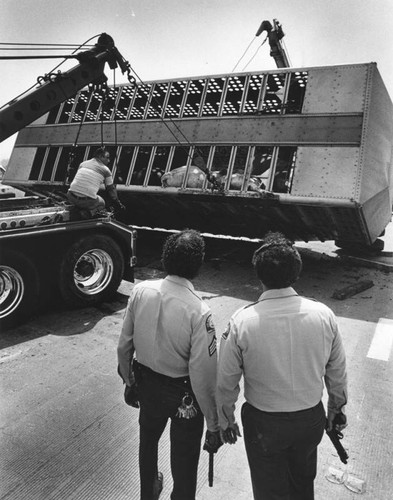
[[212, 171, 263, 192], [161, 165, 263, 191], [161, 166, 208, 189]]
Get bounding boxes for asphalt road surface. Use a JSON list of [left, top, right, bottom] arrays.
[[1, 232, 393, 499]]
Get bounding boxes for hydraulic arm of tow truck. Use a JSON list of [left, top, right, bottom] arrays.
[[256, 18, 290, 68], [0, 33, 132, 143]]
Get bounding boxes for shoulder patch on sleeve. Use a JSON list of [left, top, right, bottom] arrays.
[[222, 322, 231, 341], [205, 314, 216, 335], [208, 336, 217, 356]]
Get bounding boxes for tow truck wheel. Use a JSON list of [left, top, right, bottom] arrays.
[[58, 234, 124, 307], [0, 250, 40, 330]]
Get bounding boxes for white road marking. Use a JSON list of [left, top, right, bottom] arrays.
[[0, 349, 22, 363], [366, 318, 393, 361]]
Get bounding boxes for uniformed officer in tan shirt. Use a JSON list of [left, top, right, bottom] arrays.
[[217, 231, 348, 500], [117, 229, 221, 500]]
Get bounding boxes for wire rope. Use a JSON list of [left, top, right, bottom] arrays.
[[112, 69, 118, 161], [0, 42, 94, 47], [241, 36, 268, 71], [0, 34, 101, 111], [125, 64, 220, 188], [231, 36, 256, 72], [281, 38, 292, 66]]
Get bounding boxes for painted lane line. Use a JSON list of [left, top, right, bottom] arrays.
[[0, 349, 23, 363], [366, 318, 393, 361]]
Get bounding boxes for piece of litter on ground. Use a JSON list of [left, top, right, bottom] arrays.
[[332, 280, 374, 300]]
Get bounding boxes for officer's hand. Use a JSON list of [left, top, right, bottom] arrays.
[[220, 423, 241, 444], [124, 383, 139, 408], [327, 411, 347, 432], [116, 201, 126, 211], [203, 430, 223, 454]]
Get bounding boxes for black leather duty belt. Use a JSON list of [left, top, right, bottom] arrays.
[[133, 359, 191, 385]]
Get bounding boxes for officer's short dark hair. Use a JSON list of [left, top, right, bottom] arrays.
[[162, 229, 205, 280], [252, 231, 302, 288]]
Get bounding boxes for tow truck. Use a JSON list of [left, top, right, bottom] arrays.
[[0, 34, 137, 330]]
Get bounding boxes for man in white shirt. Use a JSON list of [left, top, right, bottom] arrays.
[[118, 229, 221, 500], [217, 231, 348, 500], [67, 146, 124, 217]]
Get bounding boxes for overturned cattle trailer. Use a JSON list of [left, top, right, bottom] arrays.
[[5, 62, 393, 250]]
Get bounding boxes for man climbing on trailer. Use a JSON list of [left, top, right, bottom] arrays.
[[67, 146, 125, 218]]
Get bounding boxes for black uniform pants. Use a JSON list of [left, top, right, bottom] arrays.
[[241, 401, 326, 500], [135, 362, 204, 500]]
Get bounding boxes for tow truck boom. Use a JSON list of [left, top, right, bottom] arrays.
[[256, 18, 290, 68], [0, 33, 131, 143]]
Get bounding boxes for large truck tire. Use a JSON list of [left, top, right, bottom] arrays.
[[58, 234, 125, 307], [0, 250, 40, 330]]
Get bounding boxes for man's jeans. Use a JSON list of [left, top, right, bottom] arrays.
[[67, 190, 105, 215]]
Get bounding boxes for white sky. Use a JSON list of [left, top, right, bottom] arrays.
[[1, 0, 392, 161]]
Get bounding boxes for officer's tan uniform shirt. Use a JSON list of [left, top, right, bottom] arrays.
[[118, 275, 219, 431], [217, 287, 347, 429]]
